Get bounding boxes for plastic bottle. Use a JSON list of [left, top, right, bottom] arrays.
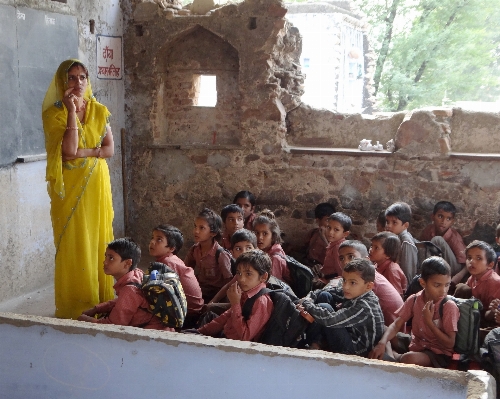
[[150, 270, 158, 280]]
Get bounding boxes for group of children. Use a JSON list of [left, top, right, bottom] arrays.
[[76, 191, 500, 370]]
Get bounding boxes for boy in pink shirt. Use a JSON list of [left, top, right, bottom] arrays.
[[197, 250, 273, 342], [420, 201, 467, 284], [369, 231, 407, 297], [303, 202, 335, 268], [219, 204, 244, 250], [78, 238, 174, 331], [149, 224, 204, 328], [370, 256, 459, 368], [321, 212, 351, 279]]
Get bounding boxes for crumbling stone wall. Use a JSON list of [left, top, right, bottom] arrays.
[[123, 0, 500, 263]]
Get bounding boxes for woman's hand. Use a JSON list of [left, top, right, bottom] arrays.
[[62, 88, 78, 113]]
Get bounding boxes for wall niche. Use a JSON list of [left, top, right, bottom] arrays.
[[153, 25, 241, 147]]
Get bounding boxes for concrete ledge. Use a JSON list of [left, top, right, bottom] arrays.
[[0, 312, 495, 398], [286, 146, 392, 156]]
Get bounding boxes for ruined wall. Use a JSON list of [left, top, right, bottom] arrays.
[[0, 0, 125, 301], [124, 0, 500, 265]]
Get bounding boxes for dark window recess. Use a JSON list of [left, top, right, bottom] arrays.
[[51, 0, 68, 3], [89, 20, 95, 34], [248, 17, 257, 30]]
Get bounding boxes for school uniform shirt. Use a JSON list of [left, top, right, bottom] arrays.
[[244, 212, 256, 231], [219, 232, 232, 251], [266, 243, 291, 284], [372, 271, 404, 326], [156, 253, 204, 315], [398, 229, 418, 283], [90, 269, 174, 331], [198, 282, 273, 341], [305, 228, 328, 265], [466, 269, 500, 316], [302, 290, 384, 356], [185, 241, 233, 289], [420, 224, 466, 264], [397, 291, 459, 356], [321, 238, 346, 278], [376, 259, 408, 297]]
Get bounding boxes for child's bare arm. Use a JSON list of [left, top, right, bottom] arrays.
[[369, 317, 405, 359], [422, 301, 456, 349]]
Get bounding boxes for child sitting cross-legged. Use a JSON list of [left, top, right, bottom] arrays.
[[197, 250, 274, 342], [369, 256, 459, 368], [369, 232, 407, 297], [320, 212, 351, 280], [219, 204, 245, 250], [78, 237, 174, 331], [149, 224, 204, 328], [185, 208, 233, 303], [299, 258, 385, 356]]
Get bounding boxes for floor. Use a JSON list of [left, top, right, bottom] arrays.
[[0, 283, 55, 317]]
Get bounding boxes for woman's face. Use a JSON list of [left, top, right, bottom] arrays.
[[67, 65, 88, 98]]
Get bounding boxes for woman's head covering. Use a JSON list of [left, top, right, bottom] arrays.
[[42, 59, 93, 114]]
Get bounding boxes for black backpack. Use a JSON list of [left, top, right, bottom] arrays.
[[215, 247, 236, 275], [242, 288, 308, 347], [278, 254, 313, 299], [140, 262, 188, 329]]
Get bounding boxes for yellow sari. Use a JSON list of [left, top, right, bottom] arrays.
[[42, 59, 114, 319]]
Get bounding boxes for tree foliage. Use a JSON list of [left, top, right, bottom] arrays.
[[351, 0, 500, 111]]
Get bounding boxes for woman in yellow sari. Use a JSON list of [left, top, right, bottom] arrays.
[[42, 59, 115, 319]]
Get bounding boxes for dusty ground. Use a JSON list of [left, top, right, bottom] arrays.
[[0, 283, 55, 317]]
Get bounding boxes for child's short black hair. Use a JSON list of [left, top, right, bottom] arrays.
[[314, 202, 336, 219], [230, 228, 257, 248], [371, 232, 401, 262], [385, 202, 412, 224], [197, 208, 223, 239], [329, 212, 352, 232], [221, 204, 244, 223], [466, 240, 497, 265], [152, 224, 183, 254], [253, 209, 282, 244], [107, 237, 141, 270], [234, 249, 272, 281], [376, 211, 386, 228], [339, 240, 368, 258], [233, 190, 256, 206], [433, 201, 457, 216], [343, 258, 375, 283], [420, 256, 451, 281]]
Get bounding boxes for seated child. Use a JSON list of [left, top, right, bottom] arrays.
[[209, 229, 258, 306], [385, 202, 418, 284], [253, 209, 291, 284], [303, 202, 335, 268], [369, 232, 407, 297], [299, 258, 384, 356], [184, 208, 233, 303], [197, 250, 274, 341], [233, 190, 257, 231], [78, 238, 173, 331], [339, 240, 403, 326], [420, 201, 467, 284], [494, 224, 500, 274], [149, 224, 204, 328], [455, 240, 500, 327], [321, 212, 351, 279], [219, 204, 245, 250], [370, 256, 459, 368]]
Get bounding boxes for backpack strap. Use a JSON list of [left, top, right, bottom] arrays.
[[438, 295, 450, 319], [126, 282, 142, 289], [241, 288, 272, 321]]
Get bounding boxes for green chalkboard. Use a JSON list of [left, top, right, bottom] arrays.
[[0, 5, 78, 166]]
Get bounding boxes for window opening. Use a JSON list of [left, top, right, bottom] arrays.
[[193, 75, 217, 107]]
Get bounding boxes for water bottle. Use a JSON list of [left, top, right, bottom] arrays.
[[150, 270, 158, 281]]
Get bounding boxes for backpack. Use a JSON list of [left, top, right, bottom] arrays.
[[215, 247, 236, 275], [278, 254, 313, 299], [242, 288, 309, 347], [439, 296, 483, 356], [415, 240, 443, 274], [140, 262, 188, 329], [404, 274, 423, 301]]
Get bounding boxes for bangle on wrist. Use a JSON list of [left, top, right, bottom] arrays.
[[96, 147, 101, 158], [66, 126, 78, 130]]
